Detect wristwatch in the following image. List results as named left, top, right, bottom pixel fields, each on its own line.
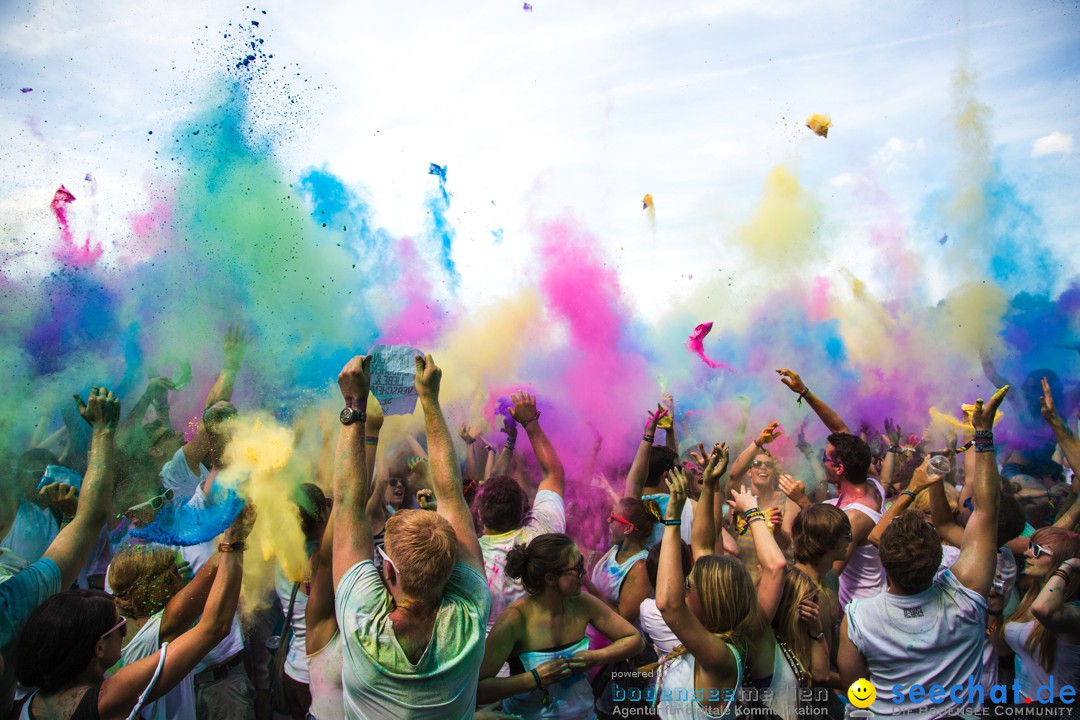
left=340, top=407, right=367, bottom=425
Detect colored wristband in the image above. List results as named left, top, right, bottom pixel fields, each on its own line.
left=901, top=490, right=917, bottom=502
left=664, top=519, right=682, bottom=526
left=643, top=434, right=655, bottom=444
left=521, top=412, right=541, bottom=428
left=796, top=389, right=810, bottom=406
left=530, top=667, right=542, bottom=690
left=365, top=436, right=379, bottom=445
left=974, top=444, right=996, bottom=454
left=974, top=430, right=993, bottom=439
left=808, top=630, right=825, bottom=641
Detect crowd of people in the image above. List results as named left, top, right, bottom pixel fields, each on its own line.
left=1, top=330, right=1079, bottom=720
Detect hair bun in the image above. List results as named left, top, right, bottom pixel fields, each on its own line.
left=504, top=543, right=530, bottom=580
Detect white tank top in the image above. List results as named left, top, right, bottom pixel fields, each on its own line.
left=1003, top=607, right=1080, bottom=702
left=306, top=631, right=344, bottom=720
left=826, top=479, right=886, bottom=609
left=655, top=643, right=742, bottom=719
left=589, top=545, right=648, bottom=605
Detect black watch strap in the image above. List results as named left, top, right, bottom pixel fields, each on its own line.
left=340, top=407, right=367, bottom=425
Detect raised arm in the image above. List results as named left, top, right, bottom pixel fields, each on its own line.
left=624, top=405, right=667, bottom=499
left=1041, top=377, right=1080, bottom=499
left=866, top=464, right=945, bottom=547
left=43, top=387, right=119, bottom=589
left=1030, top=558, right=1080, bottom=633
left=332, top=355, right=374, bottom=587
left=656, top=471, right=738, bottom=674
left=415, top=354, right=484, bottom=573
left=182, top=327, right=251, bottom=475
left=98, top=516, right=247, bottom=720
left=159, top=554, right=220, bottom=642
left=730, top=485, right=786, bottom=623
left=776, top=369, right=850, bottom=434
left=662, top=393, right=678, bottom=453
left=119, top=377, right=175, bottom=432
left=306, top=508, right=337, bottom=654
left=509, top=392, right=565, bottom=496
left=950, top=386, right=1009, bottom=597
left=491, top=417, right=517, bottom=477
left=689, top=444, right=728, bottom=560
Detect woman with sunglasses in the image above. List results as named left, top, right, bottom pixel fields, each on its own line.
left=584, top=498, right=659, bottom=625
left=992, top=527, right=1080, bottom=703
left=12, top=509, right=248, bottom=720
left=721, top=423, right=790, bottom=575
left=478, top=533, right=643, bottom=719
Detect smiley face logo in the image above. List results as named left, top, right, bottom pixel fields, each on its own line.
left=847, top=678, right=876, bottom=708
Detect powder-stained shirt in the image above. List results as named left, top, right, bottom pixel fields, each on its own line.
left=111, top=611, right=196, bottom=720
left=336, top=560, right=491, bottom=720
left=479, top=489, right=564, bottom=633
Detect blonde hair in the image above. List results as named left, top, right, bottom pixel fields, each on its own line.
left=385, top=509, right=458, bottom=605
left=108, top=544, right=185, bottom=619
left=912, top=483, right=958, bottom=516
left=1004, top=527, right=1080, bottom=672
left=773, top=567, right=817, bottom=684
left=660, top=555, right=758, bottom=667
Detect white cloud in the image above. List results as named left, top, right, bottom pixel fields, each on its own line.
left=874, top=137, right=925, bottom=171
left=1032, top=131, right=1074, bottom=157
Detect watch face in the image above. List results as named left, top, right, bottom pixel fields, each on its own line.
left=340, top=408, right=356, bottom=424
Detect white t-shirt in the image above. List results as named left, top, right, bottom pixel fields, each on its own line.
left=846, top=569, right=987, bottom=719
left=159, top=447, right=208, bottom=504
left=336, top=560, right=491, bottom=720
left=479, top=490, right=564, bottom=632
left=112, top=612, right=196, bottom=720
left=275, top=567, right=310, bottom=684
left=639, top=598, right=679, bottom=657
left=0, top=501, right=58, bottom=564
left=179, top=486, right=245, bottom=670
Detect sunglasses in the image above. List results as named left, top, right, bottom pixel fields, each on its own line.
left=821, top=450, right=838, bottom=466
left=560, top=557, right=586, bottom=578
left=120, top=487, right=176, bottom=519
left=99, top=616, right=127, bottom=642
left=388, top=477, right=406, bottom=488
left=1029, top=540, right=1054, bottom=559
left=751, top=460, right=777, bottom=469
left=685, top=575, right=696, bottom=593
left=608, top=512, right=637, bottom=533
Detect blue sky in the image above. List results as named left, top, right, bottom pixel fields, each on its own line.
left=2, top=0, right=1078, bottom=313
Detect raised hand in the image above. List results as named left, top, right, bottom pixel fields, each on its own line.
left=414, top=354, right=442, bottom=402
left=776, top=368, right=807, bottom=395
left=225, top=503, right=256, bottom=544
left=74, top=386, right=121, bottom=430
left=459, top=424, right=476, bottom=444
left=883, top=418, right=903, bottom=447
left=500, top=416, right=519, bottom=441
left=690, top=443, right=729, bottom=488
left=756, top=421, right=783, bottom=447
left=416, top=489, right=437, bottom=511
left=38, top=482, right=78, bottom=518
left=798, top=595, right=823, bottom=636
left=223, top=326, right=253, bottom=371
left=972, top=386, right=1010, bottom=431
left=645, top=404, right=669, bottom=432
left=905, top=458, right=942, bottom=495
left=509, top=391, right=540, bottom=426
left=778, top=474, right=807, bottom=506
left=664, top=468, right=689, bottom=521
left=337, top=356, right=371, bottom=403
left=1040, top=377, right=1061, bottom=425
